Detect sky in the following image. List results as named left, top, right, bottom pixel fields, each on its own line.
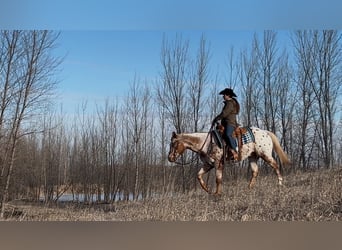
left=1, top=0, right=342, bottom=29
left=54, top=30, right=268, bottom=114
left=1, top=1, right=342, bottom=114
left=55, top=31, right=164, bottom=112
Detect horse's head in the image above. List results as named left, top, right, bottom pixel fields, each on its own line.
left=168, top=132, right=186, bottom=162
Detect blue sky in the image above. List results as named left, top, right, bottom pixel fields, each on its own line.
left=1, top=0, right=342, bottom=29
left=1, top=1, right=341, bottom=114
left=55, top=31, right=164, bottom=111
left=54, top=30, right=288, bottom=114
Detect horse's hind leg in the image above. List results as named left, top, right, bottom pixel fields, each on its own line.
left=262, top=155, right=283, bottom=185
left=249, top=156, right=259, bottom=188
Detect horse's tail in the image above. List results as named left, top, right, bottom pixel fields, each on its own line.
left=268, top=131, right=291, bottom=165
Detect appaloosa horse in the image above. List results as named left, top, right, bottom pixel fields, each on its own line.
left=168, top=127, right=290, bottom=195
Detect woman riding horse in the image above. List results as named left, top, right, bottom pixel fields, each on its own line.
left=168, top=128, right=290, bottom=195
left=212, top=88, right=240, bottom=161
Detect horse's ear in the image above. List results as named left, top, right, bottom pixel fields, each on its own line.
left=172, top=131, right=177, bottom=138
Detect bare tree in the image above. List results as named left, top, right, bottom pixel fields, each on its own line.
left=255, top=31, right=279, bottom=132
left=157, top=34, right=189, bottom=193
left=157, top=34, right=189, bottom=134
left=275, top=51, right=295, bottom=162
left=225, top=46, right=240, bottom=90
left=96, top=98, right=120, bottom=202
left=0, top=31, right=61, bottom=217
left=154, top=81, right=171, bottom=194
left=292, top=30, right=341, bottom=169
left=188, top=34, right=211, bottom=190
left=39, top=110, right=69, bottom=203
left=125, top=76, right=152, bottom=200
left=292, top=31, right=317, bottom=169
left=189, top=34, right=210, bottom=132
left=239, top=45, right=258, bottom=127
left=311, top=30, right=341, bottom=168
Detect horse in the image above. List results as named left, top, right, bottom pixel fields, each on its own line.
left=168, top=127, right=291, bottom=195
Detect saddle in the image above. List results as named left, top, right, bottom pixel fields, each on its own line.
left=212, top=124, right=255, bottom=161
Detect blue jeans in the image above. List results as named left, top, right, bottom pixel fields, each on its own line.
left=225, top=125, right=237, bottom=150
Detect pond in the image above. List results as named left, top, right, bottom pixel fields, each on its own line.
left=40, top=192, right=143, bottom=203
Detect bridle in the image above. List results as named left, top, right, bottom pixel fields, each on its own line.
left=170, top=124, right=215, bottom=166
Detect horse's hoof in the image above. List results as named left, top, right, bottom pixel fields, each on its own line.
left=211, top=193, right=222, bottom=202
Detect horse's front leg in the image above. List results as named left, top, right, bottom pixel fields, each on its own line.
left=197, top=164, right=213, bottom=193
left=214, top=161, right=224, bottom=195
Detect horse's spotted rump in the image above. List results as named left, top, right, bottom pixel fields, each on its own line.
left=251, top=127, right=273, bottom=157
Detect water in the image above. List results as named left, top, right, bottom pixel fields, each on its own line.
left=41, top=192, right=143, bottom=203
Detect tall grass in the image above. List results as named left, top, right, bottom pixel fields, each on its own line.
left=3, top=168, right=341, bottom=221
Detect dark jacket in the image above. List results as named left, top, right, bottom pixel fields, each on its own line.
left=214, top=99, right=238, bottom=127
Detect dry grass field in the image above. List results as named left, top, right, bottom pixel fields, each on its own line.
left=3, top=167, right=341, bottom=221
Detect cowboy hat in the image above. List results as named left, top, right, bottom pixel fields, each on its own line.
left=219, top=88, right=237, bottom=97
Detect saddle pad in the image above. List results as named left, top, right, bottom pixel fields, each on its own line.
left=241, top=127, right=255, bottom=145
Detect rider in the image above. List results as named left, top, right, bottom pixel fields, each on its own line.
left=212, top=88, right=240, bottom=160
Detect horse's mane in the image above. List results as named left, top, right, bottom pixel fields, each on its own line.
left=176, top=133, right=206, bottom=145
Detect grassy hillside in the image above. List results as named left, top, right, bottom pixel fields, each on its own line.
left=3, top=167, right=341, bottom=221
